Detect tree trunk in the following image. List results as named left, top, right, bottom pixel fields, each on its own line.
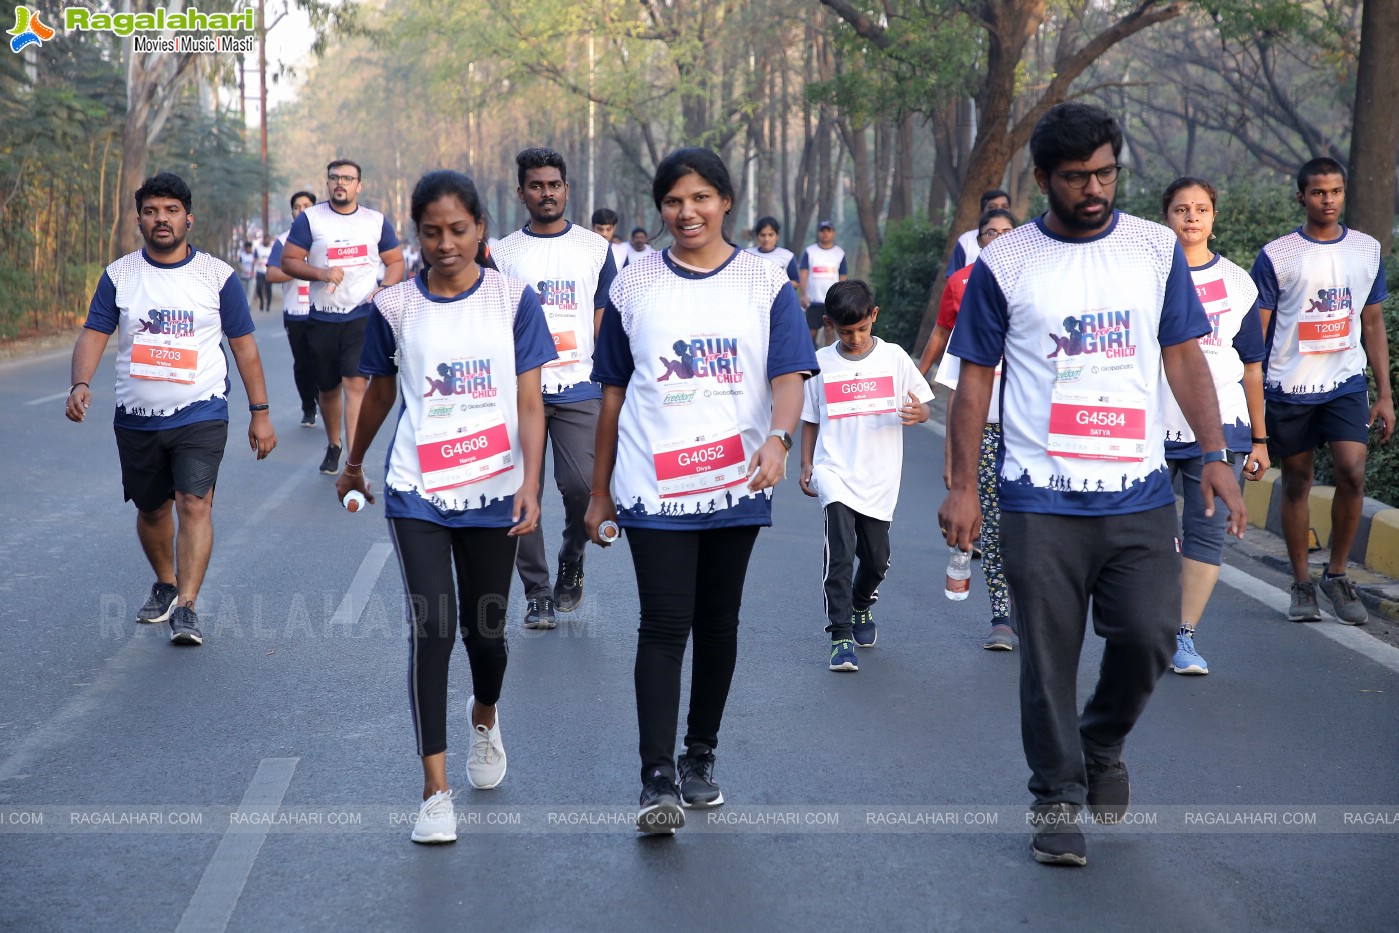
left=1348, top=0, right=1399, bottom=257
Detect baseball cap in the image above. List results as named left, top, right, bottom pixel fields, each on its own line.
left=817, top=219, right=834, bottom=230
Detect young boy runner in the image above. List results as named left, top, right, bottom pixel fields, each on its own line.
left=799, top=280, right=932, bottom=672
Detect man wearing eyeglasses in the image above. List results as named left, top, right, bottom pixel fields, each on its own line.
left=940, top=103, right=1245, bottom=868
left=278, top=159, right=405, bottom=474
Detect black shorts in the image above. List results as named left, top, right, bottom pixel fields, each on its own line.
left=306, top=316, right=369, bottom=391
left=805, top=302, right=826, bottom=331
left=1266, top=391, right=1370, bottom=459
left=115, top=420, right=228, bottom=513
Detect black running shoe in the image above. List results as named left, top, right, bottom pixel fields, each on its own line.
left=1086, top=760, right=1130, bottom=824
left=554, top=561, right=584, bottom=612
left=677, top=746, right=723, bottom=808
left=637, top=770, right=685, bottom=834
left=169, top=605, right=203, bottom=646
left=319, top=444, right=342, bottom=475
left=300, top=410, right=317, bottom=428
left=136, top=582, right=179, bottom=624
left=1029, top=802, right=1086, bottom=866
left=523, top=595, right=557, bottom=630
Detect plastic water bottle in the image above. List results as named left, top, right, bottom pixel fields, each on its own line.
left=944, top=546, right=971, bottom=601
left=342, top=490, right=367, bottom=513
left=599, top=520, right=621, bottom=544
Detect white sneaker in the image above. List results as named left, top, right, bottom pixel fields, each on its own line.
left=466, top=696, right=507, bottom=789
left=410, top=789, right=456, bottom=844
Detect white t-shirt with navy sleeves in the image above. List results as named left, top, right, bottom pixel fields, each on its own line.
left=84, top=247, right=254, bottom=430
left=948, top=211, right=1210, bottom=516
left=945, top=228, right=980, bottom=278
left=1162, top=254, right=1264, bottom=456
left=745, top=245, right=800, bottom=284
left=799, top=244, right=847, bottom=305
left=1251, top=225, right=1388, bottom=404
left=592, top=248, right=818, bottom=530
left=802, top=338, right=932, bottom=521
left=359, top=269, right=557, bottom=527
left=267, top=232, right=311, bottom=321
left=287, top=202, right=399, bottom=322
left=489, top=221, right=617, bottom=403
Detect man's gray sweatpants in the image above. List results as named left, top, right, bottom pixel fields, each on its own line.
left=1001, top=504, right=1180, bottom=807
left=516, top=397, right=599, bottom=599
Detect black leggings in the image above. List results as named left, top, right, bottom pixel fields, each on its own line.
left=626, top=525, right=760, bottom=781
left=388, top=518, right=516, bottom=758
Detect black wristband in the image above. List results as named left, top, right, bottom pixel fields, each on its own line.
left=69, top=382, right=88, bottom=393
left=249, top=403, right=269, bottom=412
left=1251, top=436, right=1269, bottom=445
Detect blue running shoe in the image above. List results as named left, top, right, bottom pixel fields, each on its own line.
left=829, top=640, right=858, bottom=672
left=1171, top=628, right=1208, bottom=675
left=851, top=608, right=877, bottom=647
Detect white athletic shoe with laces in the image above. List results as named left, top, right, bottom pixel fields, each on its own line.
left=466, top=697, right=507, bottom=789
left=410, top=789, right=456, bottom=844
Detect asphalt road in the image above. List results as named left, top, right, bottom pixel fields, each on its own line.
left=2, top=318, right=1397, bottom=932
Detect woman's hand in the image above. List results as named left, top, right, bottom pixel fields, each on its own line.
left=746, top=436, right=788, bottom=492
left=585, top=492, right=618, bottom=545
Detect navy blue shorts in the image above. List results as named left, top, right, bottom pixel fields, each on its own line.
left=1265, top=392, right=1369, bottom=459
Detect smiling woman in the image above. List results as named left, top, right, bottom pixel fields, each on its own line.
left=585, top=147, right=818, bottom=835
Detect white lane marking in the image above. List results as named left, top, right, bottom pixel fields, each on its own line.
left=329, top=542, right=394, bottom=629
left=24, top=390, right=72, bottom=406
left=0, top=468, right=306, bottom=789
left=176, top=758, right=299, bottom=933
left=1217, top=563, right=1399, bottom=675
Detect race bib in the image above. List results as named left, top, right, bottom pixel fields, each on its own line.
left=131, top=332, right=199, bottom=384
left=326, top=244, right=371, bottom=268
left=544, top=305, right=581, bottom=368
left=296, top=283, right=310, bottom=307
left=416, top=412, right=513, bottom=492
left=652, top=427, right=748, bottom=499
left=1047, top=390, right=1147, bottom=462
left=1298, top=308, right=1352, bottom=355
left=824, top=372, right=896, bottom=419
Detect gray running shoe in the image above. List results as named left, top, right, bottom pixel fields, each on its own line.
left=1029, top=803, right=1086, bottom=867
left=1318, top=574, right=1368, bottom=625
left=1287, top=581, right=1322, bottom=622
left=983, top=620, right=1017, bottom=651
left=169, top=605, right=203, bottom=646
left=136, top=582, right=179, bottom=624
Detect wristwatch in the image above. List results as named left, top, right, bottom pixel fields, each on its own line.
left=1201, top=449, right=1230, bottom=465
left=769, top=429, right=793, bottom=452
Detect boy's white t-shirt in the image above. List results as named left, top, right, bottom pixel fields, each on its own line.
left=802, top=337, right=933, bottom=521
left=933, top=349, right=1002, bottom=425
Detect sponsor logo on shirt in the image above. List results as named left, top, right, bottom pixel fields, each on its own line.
left=426, top=403, right=456, bottom=419
left=662, top=389, right=698, bottom=407
left=656, top=337, right=743, bottom=384
left=136, top=309, right=196, bottom=337
left=422, top=359, right=497, bottom=399
left=1046, top=309, right=1135, bottom=360
left=535, top=279, right=579, bottom=311
left=1055, top=364, right=1086, bottom=383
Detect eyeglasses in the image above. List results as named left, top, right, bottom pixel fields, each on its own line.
left=1054, top=165, right=1121, bottom=189
left=327, top=174, right=360, bottom=185
left=979, top=227, right=1010, bottom=242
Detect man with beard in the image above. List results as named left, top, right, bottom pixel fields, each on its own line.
left=66, top=172, right=278, bottom=647
left=491, top=147, right=617, bottom=628
left=278, top=159, right=405, bottom=474
left=939, top=103, right=1245, bottom=867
